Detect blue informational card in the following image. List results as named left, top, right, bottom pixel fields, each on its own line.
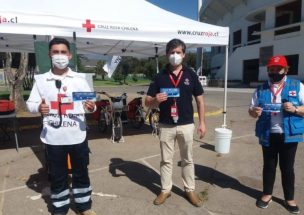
left=261, top=103, right=282, bottom=113
left=72, top=92, right=96, bottom=101
left=160, top=88, right=180, bottom=97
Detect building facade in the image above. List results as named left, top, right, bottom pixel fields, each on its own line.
left=201, top=0, right=304, bottom=85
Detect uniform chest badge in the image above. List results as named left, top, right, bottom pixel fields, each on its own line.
left=289, top=90, right=297, bottom=96
left=184, top=78, right=190, bottom=85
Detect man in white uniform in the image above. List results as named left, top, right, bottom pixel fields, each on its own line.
left=27, top=38, right=96, bottom=215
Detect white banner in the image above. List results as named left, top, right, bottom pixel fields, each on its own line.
left=103, top=56, right=121, bottom=78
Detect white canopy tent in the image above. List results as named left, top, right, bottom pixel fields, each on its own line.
left=0, top=0, right=230, bottom=127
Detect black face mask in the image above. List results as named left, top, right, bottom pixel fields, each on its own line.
left=268, top=73, right=285, bottom=83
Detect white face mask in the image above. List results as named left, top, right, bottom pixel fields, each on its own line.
left=51, top=54, right=69, bottom=69
left=169, top=53, right=183, bottom=67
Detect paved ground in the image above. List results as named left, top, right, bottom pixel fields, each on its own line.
left=0, top=86, right=303, bottom=215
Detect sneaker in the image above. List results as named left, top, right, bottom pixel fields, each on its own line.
left=79, top=209, right=97, bottom=215
left=256, top=197, right=272, bottom=209
left=285, top=201, right=300, bottom=214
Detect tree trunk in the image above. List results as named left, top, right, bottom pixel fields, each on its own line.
left=4, top=52, right=28, bottom=112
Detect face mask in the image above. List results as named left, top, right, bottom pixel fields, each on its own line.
left=268, top=73, right=285, bottom=83
left=52, top=54, right=69, bottom=69
left=169, top=53, right=183, bottom=67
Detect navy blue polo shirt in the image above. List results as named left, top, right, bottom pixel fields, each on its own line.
left=147, top=64, right=204, bottom=125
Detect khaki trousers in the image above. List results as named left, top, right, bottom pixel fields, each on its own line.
left=159, top=123, right=195, bottom=192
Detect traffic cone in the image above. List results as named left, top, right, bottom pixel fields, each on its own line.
left=67, top=154, right=72, bottom=171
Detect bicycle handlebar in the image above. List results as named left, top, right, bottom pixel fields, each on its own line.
left=136, top=91, right=146, bottom=95
left=96, top=91, right=127, bottom=101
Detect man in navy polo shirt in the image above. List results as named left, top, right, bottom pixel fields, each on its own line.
left=145, top=38, right=206, bottom=207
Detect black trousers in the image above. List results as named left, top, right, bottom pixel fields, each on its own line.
left=262, top=133, right=298, bottom=200
left=46, top=140, right=92, bottom=214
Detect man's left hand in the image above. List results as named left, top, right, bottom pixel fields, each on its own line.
left=197, top=122, right=206, bottom=139
left=283, top=102, right=296, bottom=113
left=84, top=100, right=96, bottom=112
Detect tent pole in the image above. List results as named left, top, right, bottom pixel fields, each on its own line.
left=222, top=45, right=229, bottom=128
left=155, top=46, right=159, bottom=73
left=73, top=32, right=78, bottom=72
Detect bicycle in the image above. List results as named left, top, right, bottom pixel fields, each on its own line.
left=136, top=91, right=160, bottom=136
left=93, top=98, right=111, bottom=133
left=127, top=91, right=146, bottom=129
left=96, top=91, right=127, bottom=143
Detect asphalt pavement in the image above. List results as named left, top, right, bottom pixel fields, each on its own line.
left=0, top=86, right=303, bottom=215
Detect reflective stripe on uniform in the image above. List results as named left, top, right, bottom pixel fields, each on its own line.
left=51, top=189, right=70, bottom=199
left=74, top=195, right=91, bottom=203
left=72, top=186, right=92, bottom=194
left=53, top=199, right=70, bottom=208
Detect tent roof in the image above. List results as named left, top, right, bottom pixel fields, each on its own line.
left=0, top=0, right=229, bottom=57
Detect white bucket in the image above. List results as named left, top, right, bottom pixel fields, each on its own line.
left=214, top=128, right=232, bottom=154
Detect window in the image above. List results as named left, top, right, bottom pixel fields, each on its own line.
left=247, top=23, right=261, bottom=45
left=285, top=54, right=299, bottom=75
left=233, top=29, right=242, bottom=51
left=275, top=0, right=301, bottom=35
left=259, top=46, right=273, bottom=66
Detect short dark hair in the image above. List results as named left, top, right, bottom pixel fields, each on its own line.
left=49, top=37, right=70, bottom=51
left=166, top=38, right=186, bottom=54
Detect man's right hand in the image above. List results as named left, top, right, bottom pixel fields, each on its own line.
left=39, top=98, right=50, bottom=116
left=248, top=106, right=262, bottom=118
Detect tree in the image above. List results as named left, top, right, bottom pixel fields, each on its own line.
left=4, top=52, right=28, bottom=112
left=95, top=60, right=106, bottom=80
left=121, top=62, right=130, bottom=84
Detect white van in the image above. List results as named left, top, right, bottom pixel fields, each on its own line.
left=198, top=75, right=208, bottom=86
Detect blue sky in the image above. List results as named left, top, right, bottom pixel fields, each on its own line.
left=147, top=0, right=198, bottom=20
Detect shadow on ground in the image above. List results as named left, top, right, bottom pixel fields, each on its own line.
left=194, top=164, right=285, bottom=206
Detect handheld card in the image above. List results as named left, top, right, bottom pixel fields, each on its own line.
left=72, top=92, right=96, bottom=101
left=261, top=103, right=282, bottom=113
left=160, top=88, right=180, bottom=97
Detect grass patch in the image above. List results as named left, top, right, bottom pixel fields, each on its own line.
left=0, top=91, right=30, bottom=100
left=199, top=188, right=209, bottom=202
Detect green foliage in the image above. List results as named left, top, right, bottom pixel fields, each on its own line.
left=132, top=74, right=138, bottom=82
left=76, top=54, right=87, bottom=72
left=86, top=51, right=198, bottom=82
left=95, top=60, right=106, bottom=80
left=184, top=52, right=197, bottom=70
left=112, top=69, right=124, bottom=84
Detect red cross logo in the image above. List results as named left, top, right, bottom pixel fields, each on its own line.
left=82, top=19, right=95, bottom=32
left=50, top=94, right=74, bottom=114
left=289, top=91, right=296, bottom=96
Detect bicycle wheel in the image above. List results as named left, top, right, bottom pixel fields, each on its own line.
left=98, top=110, right=108, bottom=132
left=132, top=108, right=144, bottom=129
left=149, top=109, right=160, bottom=129
left=113, top=113, right=123, bottom=142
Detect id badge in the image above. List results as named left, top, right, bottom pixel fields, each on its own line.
left=171, top=105, right=178, bottom=117
left=61, top=96, right=73, bottom=104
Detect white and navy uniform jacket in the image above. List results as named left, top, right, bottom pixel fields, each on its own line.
left=26, top=68, right=92, bottom=145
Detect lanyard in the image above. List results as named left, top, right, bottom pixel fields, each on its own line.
left=169, top=70, right=183, bottom=88
left=270, top=81, right=285, bottom=103
left=168, top=70, right=183, bottom=105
